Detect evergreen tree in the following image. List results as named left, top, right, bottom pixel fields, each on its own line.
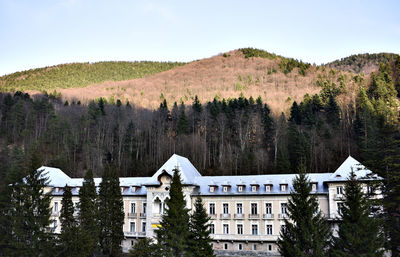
left=177, top=105, right=189, bottom=135
left=59, top=185, right=85, bottom=257
left=325, top=95, right=340, bottom=127
left=98, top=164, right=124, bottom=257
left=189, top=197, right=215, bottom=257
left=287, top=122, right=310, bottom=172
left=277, top=166, right=331, bottom=257
left=78, top=169, right=99, bottom=256
left=129, top=238, right=157, bottom=257
left=156, top=169, right=192, bottom=257
left=331, top=172, right=384, bottom=257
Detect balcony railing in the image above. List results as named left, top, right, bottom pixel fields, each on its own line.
left=234, top=213, right=244, bottom=219
left=248, top=214, right=260, bottom=219
left=211, top=233, right=278, bottom=241
left=124, top=231, right=146, bottom=237
left=220, top=213, right=231, bottom=219
left=127, top=213, right=137, bottom=218
left=278, top=213, right=288, bottom=219
left=139, top=213, right=146, bottom=218
left=263, top=213, right=274, bottom=219
left=51, top=211, right=59, bottom=217
left=209, top=214, right=217, bottom=219
left=333, top=194, right=344, bottom=200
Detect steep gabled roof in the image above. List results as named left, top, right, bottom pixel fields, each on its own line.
left=39, top=166, right=72, bottom=187
left=329, top=156, right=377, bottom=181
left=144, top=154, right=202, bottom=185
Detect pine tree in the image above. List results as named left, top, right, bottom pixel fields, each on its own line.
left=98, top=164, right=124, bottom=257
left=277, top=166, right=331, bottom=257
left=325, top=95, right=340, bottom=127
left=331, top=172, right=384, bottom=257
left=189, top=197, right=215, bottom=257
left=59, top=185, right=85, bottom=257
left=129, top=238, right=157, bottom=257
left=177, top=105, right=189, bottom=135
left=156, top=169, right=192, bottom=257
left=78, top=169, right=99, bottom=256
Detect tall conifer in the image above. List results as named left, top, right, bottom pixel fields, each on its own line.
left=156, top=169, right=192, bottom=257
left=277, top=166, right=331, bottom=257
left=331, top=172, right=384, bottom=257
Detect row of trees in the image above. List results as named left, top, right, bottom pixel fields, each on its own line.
left=0, top=151, right=125, bottom=257
left=278, top=168, right=384, bottom=257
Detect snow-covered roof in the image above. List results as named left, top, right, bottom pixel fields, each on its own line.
left=39, top=166, right=72, bottom=187
left=144, top=154, right=202, bottom=186
left=328, top=156, right=378, bottom=181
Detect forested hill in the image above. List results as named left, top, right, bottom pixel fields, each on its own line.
left=0, top=61, right=185, bottom=92
left=325, top=53, right=400, bottom=74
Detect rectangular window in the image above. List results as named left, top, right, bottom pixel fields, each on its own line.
left=131, top=240, right=134, bottom=246
left=252, top=224, right=258, bottom=235
left=223, top=186, right=228, bottom=192
left=266, top=224, right=273, bottom=235
left=281, top=203, right=288, bottom=214
left=130, top=203, right=136, bottom=213
left=130, top=222, right=135, bottom=232
left=53, top=219, right=57, bottom=228
left=265, top=185, right=271, bottom=192
left=281, top=184, right=287, bottom=192
left=268, top=244, right=272, bottom=251
left=238, top=243, right=243, bottom=250
left=224, top=243, right=228, bottom=250
left=251, top=203, right=258, bottom=215
left=252, top=185, right=257, bottom=192
left=253, top=244, right=257, bottom=250
left=209, top=186, right=214, bottom=192
left=223, top=203, right=229, bottom=214
left=143, top=203, right=147, bottom=214
left=337, top=186, right=343, bottom=195
left=337, top=202, right=344, bottom=215
left=142, top=222, right=146, bottom=232
left=367, top=186, right=374, bottom=195
left=236, top=203, right=243, bottom=214
left=238, top=186, right=243, bottom=192
left=237, top=224, right=243, bottom=234
left=223, top=224, right=229, bottom=234
left=54, top=202, right=58, bottom=213
left=265, top=203, right=272, bottom=214
left=209, top=203, right=215, bottom=215
left=210, top=224, right=215, bottom=234
left=312, top=183, right=317, bottom=191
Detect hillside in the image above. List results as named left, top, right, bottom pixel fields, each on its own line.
left=0, top=61, right=185, bottom=92
left=325, top=52, right=399, bottom=74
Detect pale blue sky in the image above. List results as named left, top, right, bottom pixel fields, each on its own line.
left=0, top=0, right=399, bottom=75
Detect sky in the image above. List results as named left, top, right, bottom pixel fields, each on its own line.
left=0, top=0, right=399, bottom=76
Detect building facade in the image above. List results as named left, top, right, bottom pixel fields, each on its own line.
left=43, top=154, right=380, bottom=254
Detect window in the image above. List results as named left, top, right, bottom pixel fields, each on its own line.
left=253, top=244, right=257, bottom=250
left=312, top=183, right=317, bottom=191
left=280, top=184, right=287, bottom=192
left=130, top=203, right=136, bottom=213
left=209, top=186, right=215, bottom=193
left=281, top=224, right=287, bottom=233
left=54, top=202, right=58, bottom=213
left=266, top=224, right=273, bottom=235
left=223, top=186, right=227, bottom=192
left=142, top=222, right=146, bottom=232
left=210, top=224, right=215, bottom=234
left=252, top=224, right=258, bottom=235
left=224, top=243, right=228, bottom=250
left=281, top=203, right=288, bottom=214
left=223, top=224, right=229, bottom=234
left=268, top=244, right=273, bottom=251
left=132, top=186, right=137, bottom=192
left=367, top=186, right=374, bottom=195
left=265, top=185, right=271, bottom=192
left=237, top=224, right=243, bottom=234
left=236, top=203, right=243, bottom=214
left=238, top=185, right=243, bottom=192
left=251, top=185, right=257, bottom=192
left=209, top=203, right=215, bottom=215
left=337, top=186, right=343, bottom=195
left=337, top=202, right=344, bottom=215
left=238, top=243, right=243, bottom=250
left=53, top=219, right=57, bottom=228
left=131, top=240, right=134, bottom=246
left=223, top=203, right=229, bottom=214
left=143, top=203, right=147, bottom=214
left=265, top=203, right=272, bottom=214
left=251, top=203, right=258, bottom=215
left=130, top=222, right=135, bottom=232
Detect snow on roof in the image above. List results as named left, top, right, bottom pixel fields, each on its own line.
left=39, top=166, right=72, bottom=187
left=329, top=156, right=376, bottom=181
left=144, top=154, right=202, bottom=185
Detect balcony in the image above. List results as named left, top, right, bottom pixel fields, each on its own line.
left=127, top=213, right=137, bottom=219
left=234, top=213, right=244, bottom=219
left=139, top=213, right=146, bottom=218
left=248, top=214, right=260, bottom=219
left=211, top=233, right=278, bottom=242
left=333, top=194, right=344, bottom=200
left=263, top=213, right=274, bottom=219
left=209, top=214, right=217, bottom=219
left=220, top=213, right=231, bottom=220
left=278, top=213, right=288, bottom=219
left=51, top=211, right=59, bottom=217
left=124, top=231, right=146, bottom=237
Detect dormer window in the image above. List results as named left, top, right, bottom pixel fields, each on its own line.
left=237, top=185, right=245, bottom=192
left=209, top=186, right=216, bottom=193
left=265, top=185, right=272, bottom=192
left=311, top=183, right=317, bottom=192
left=55, top=187, right=60, bottom=193
left=280, top=184, right=287, bottom=192
left=251, top=185, right=258, bottom=192
left=132, top=186, right=137, bottom=192
left=223, top=186, right=229, bottom=192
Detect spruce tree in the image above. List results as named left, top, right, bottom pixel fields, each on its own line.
left=78, top=169, right=99, bottom=256
left=129, top=238, right=157, bottom=257
left=189, top=197, right=215, bottom=257
left=59, top=185, right=86, bottom=257
left=156, top=169, right=192, bottom=257
left=98, top=164, right=124, bottom=257
left=331, top=172, right=384, bottom=257
left=277, top=167, right=331, bottom=257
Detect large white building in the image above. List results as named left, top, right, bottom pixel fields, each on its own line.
left=43, top=154, right=380, bottom=255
